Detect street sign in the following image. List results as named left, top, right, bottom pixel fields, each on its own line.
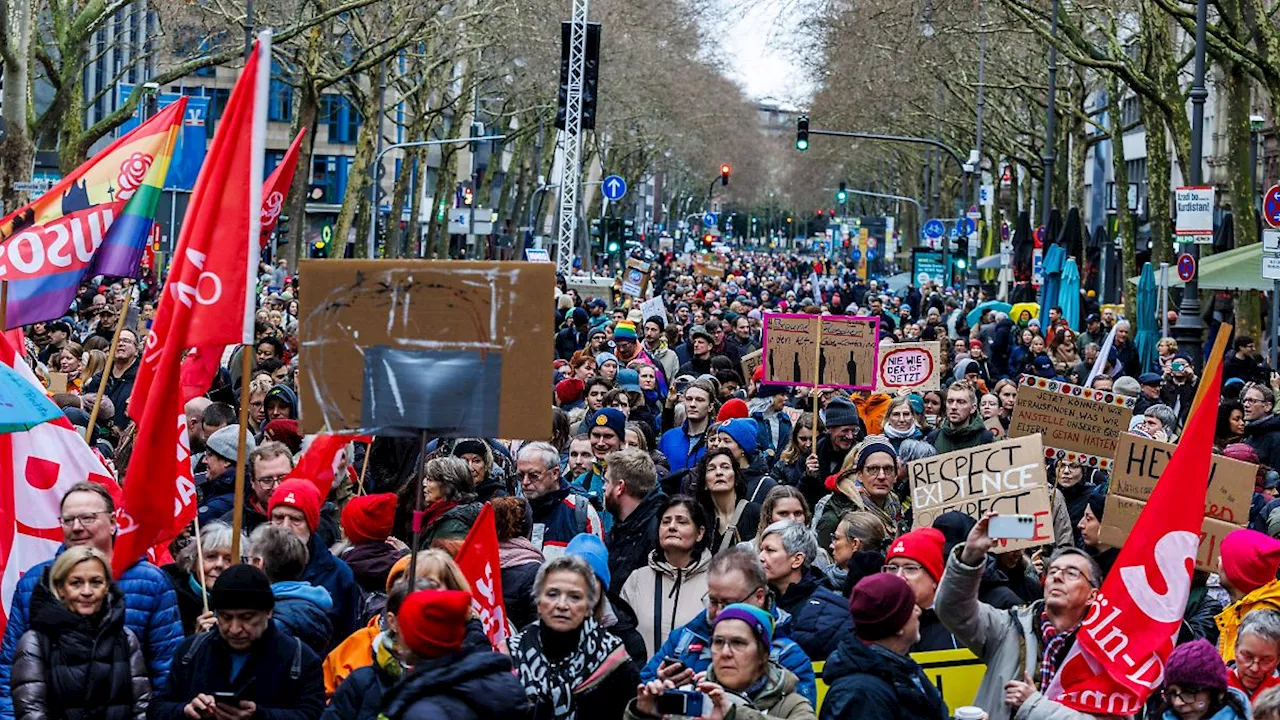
left=1034, top=226, right=1045, bottom=245
left=960, top=218, right=976, bottom=236
left=703, top=212, right=718, bottom=227
left=923, top=219, right=945, bottom=239
left=1264, top=230, right=1280, bottom=280
left=525, top=248, right=551, bottom=262
left=949, top=225, right=960, bottom=240
left=1174, top=186, right=1214, bottom=241
left=850, top=248, right=862, bottom=261
left=1265, top=256, right=1280, bottom=280
left=967, top=206, right=980, bottom=221
left=1266, top=186, right=1280, bottom=229
left=1000, top=222, right=1010, bottom=241
left=980, top=186, right=993, bottom=206
left=1265, top=229, right=1280, bottom=253
left=1176, top=253, right=1196, bottom=282
left=602, top=175, right=627, bottom=201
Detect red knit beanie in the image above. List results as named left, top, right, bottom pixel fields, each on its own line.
left=262, top=419, right=302, bottom=454
left=556, top=378, right=585, bottom=405
left=886, top=528, right=947, bottom=583
left=1220, top=529, right=1280, bottom=595
left=268, top=478, right=322, bottom=532
left=341, top=493, right=397, bottom=545
left=398, top=589, right=472, bottom=658
left=718, top=398, right=749, bottom=422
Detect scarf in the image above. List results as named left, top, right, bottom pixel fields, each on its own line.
left=511, top=617, right=627, bottom=720
left=372, top=631, right=405, bottom=680
left=882, top=422, right=920, bottom=440
left=500, top=537, right=545, bottom=569
left=417, top=499, right=460, bottom=533
left=856, top=484, right=907, bottom=537
left=1038, top=611, right=1079, bottom=691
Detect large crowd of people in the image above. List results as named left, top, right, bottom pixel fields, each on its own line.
left=8, top=250, right=1280, bottom=719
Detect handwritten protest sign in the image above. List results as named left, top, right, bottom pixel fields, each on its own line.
left=639, top=296, right=667, bottom=323
left=760, top=313, right=879, bottom=390
left=621, top=258, right=650, bottom=297
left=908, top=435, right=1053, bottom=552
left=1099, top=433, right=1257, bottom=570
left=741, top=349, right=763, bottom=384
left=875, top=342, right=942, bottom=392
left=1007, top=376, right=1134, bottom=469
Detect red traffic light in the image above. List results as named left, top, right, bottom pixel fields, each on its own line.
left=828, top=209, right=836, bottom=218
left=720, top=164, right=730, bottom=175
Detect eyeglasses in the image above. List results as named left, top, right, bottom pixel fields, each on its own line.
left=1165, top=688, right=1206, bottom=704
left=1045, top=566, right=1089, bottom=583
left=882, top=563, right=925, bottom=578
left=703, top=586, right=762, bottom=610
left=255, top=474, right=288, bottom=486
left=1236, top=650, right=1277, bottom=669
left=515, top=468, right=549, bottom=481
left=711, top=636, right=754, bottom=654
left=60, top=511, right=110, bottom=529
left=861, top=465, right=896, bottom=477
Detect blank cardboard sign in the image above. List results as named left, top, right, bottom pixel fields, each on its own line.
left=297, top=260, right=555, bottom=440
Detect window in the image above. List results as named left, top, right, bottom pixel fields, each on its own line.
left=268, top=61, right=292, bottom=123
left=265, top=151, right=285, bottom=178
left=311, top=155, right=339, bottom=204
left=321, top=95, right=361, bottom=144
left=1121, top=96, right=1143, bottom=132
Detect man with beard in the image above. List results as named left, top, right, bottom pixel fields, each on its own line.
left=642, top=315, right=680, bottom=383
left=926, top=381, right=994, bottom=453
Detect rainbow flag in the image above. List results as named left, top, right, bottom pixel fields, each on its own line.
left=0, top=99, right=185, bottom=329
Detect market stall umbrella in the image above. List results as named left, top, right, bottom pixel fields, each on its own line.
left=1091, top=225, right=1112, bottom=302
left=1011, top=211, right=1036, bottom=303
left=1136, top=261, right=1159, bottom=374
left=1057, top=258, right=1081, bottom=331
left=1058, top=207, right=1085, bottom=263
left=967, top=300, right=1012, bottom=327
left=1040, top=243, right=1067, bottom=326
left=0, top=363, right=63, bottom=432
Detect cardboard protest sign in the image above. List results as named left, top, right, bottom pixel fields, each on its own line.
left=760, top=312, right=879, bottom=390
left=621, top=258, right=650, bottom=297
left=1007, top=376, right=1135, bottom=468
left=1099, top=433, right=1257, bottom=570
left=908, top=434, right=1053, bottom=552
left=693, top=253, right=726, bottom=279
left=638, top=296, right=667, bottom=323
left=874, top=342, right=942, bottom=392
left=47, top=372, right=68, bottom=394
left=297, top=260, right=555, bottom=440
left=741, top=349, right=763, bottom=384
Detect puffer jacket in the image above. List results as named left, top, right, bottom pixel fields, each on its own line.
left=376, top=647, right=530, bottom=720
left=272, top=581, right=334, bottom=654
left=773, top=568, right=852, bottom=662
left=0, top=556, right=183, bottom=720
left=626, top=663, right=814, bottom=719
left=11, top=580, right=150, bottom=720
left=619, top=549, right=712, bottom=657
left=301, top=533, right=361, bottom=645
left=819, top=635, right=947, bottom=720
left=1217, top=578, right=1280, bottom=662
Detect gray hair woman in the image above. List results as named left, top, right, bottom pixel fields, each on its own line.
left=1229, top=609, right=1280, bottom=704
left=508, top=555, right=639, bottom=719
left=416, top=456, right=483, bottom=545
left=164, top=520, right=245, bottom=635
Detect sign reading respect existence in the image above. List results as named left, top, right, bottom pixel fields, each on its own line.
left=908, top=435, right=1053, bottom=552
left=874, top=342, right=942, bottom=392
left=760, top=312, right=880, bottom=390
left=1007, top=376, right=1135, bottom=468
left=1100, top=433, right=1257, bottom=570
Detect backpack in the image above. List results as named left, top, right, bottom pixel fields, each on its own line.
left=356, top=589, right=388, bottom=627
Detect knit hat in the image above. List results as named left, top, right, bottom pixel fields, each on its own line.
left=555, top=378, right=585, bottom=405
left=613, top=321, right=639, bottom=343
left=262, top=419, right=302, bottom=454
left=397, top=589, right=472, bottom=659
left=451, top=439, right=489, bottom=462
left=718, top=418, right=759, bottom=456
left=210, top=563, right=275, bottom=611
left=886, top=528, right=946, bottom=583
left=714, top=603, right=775, bottom=647
left=717, top=398, right=750, bottom=422
left=588, top=408, right=625, bottom=440
left=1222, top=443, right=1260, bottom=465
left=269, top=478, right=323, bottom=532
left=853, top=436, right=898, bottom=473
left=1163, top=638, right=1228, bottom=692
left=906, top=393, right=925, bottom=415
left=595, top=352, right=619, bottom=368
left=645, top=315, right=665, bottom=331
left=570, top=307, right=589, bottom=325
left=1086, top=488, right=1107, bottom=522
left=756, top=382, right=788, bottom=399
left=824, top=398, right=861, bottom=428
left=341, top=493, right=397, bottom=545
left=1219, top=529, right=1280, bottom=595
left=565, top=533, right=610, bottom=589
left=849, top=573, right=917, bottom=641
left=206, top=425, right=254, bottom=462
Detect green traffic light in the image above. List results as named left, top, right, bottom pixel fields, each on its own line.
left=836, top=191, right=847, bottom=203
left=607, top=241, right=619, bottom=252
left=956, top=258, right=968, bottom=270
left=796, top=139, right=809, bottom=151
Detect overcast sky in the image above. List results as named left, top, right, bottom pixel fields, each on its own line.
left=716, top=0, right=815, bottom=105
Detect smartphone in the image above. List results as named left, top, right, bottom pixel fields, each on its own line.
left=659, top=655, right=685, bottom=674
left=213, top=692, right=241, bottom=706
left=988, top=514, right=1036, bottom=540
left=654, top=689, right=710, bottom=717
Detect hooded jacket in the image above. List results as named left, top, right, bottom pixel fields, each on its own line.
left=11, top=580, right=150, bottom=720
left=619, top=549, right=712, bottom=657
left=264, top=383, right=299, bottom=420
left=1216, top=578, right=1280, bottom=662
left=372, top=644, right=529, bottom=720
left=773, top=568, right=852, bottom=662
left=851, top=394, right=892, bottom=436
left=272, top=581, right=334, bottom=655
left=925, top=413, right=995, bottom=453
left=819, top=635, right=948, bottom=720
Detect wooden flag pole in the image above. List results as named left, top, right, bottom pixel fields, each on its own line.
left=85, top=293, right=132, bottom=443
left=229, top=346, right=253, bottom=562
left=811, top=316, right=824, bottom=434
left=191, top=507, right=210, bottom=613
left=358, top=439, right=372, bottom=495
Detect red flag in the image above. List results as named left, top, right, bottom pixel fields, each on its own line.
left=114, top=36, right=271, bottom=576
left=286, top=433, right=355, bottom=499
left=260, top=129, right=305, bottom=249
left=455, top=503, right=509, bottom=650
left=1047, top=359, right=1223, bottom=714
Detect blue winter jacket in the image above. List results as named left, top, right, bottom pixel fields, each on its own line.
left=301, top=533, right=361, bottom=644
left=774, top=568, right=854, bottom=663
left=639, top=606, right=817, bottom=706
left=0, top=555, right=184, bottom=719
left=272, top=580, right=334, bottom=654
left=657, top=423, right=709, bottom=475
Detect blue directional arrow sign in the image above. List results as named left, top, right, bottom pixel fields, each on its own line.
left=703, top=212, right=718, bottom=227
left=960, top=218, right=976, bottom=235
left=602, top=175, right=627, bottom=201
left=850, top=248, right=862, bottom=261
left=923, top=219, right=945, bottom=239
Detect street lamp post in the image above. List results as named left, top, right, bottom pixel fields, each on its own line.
left=1172, top=0, right=1209, bottom=363
left=1041, top=0, right=1058, bottom=230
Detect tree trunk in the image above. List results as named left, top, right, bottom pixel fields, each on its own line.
left=0, top=0, right=35, bottom=208
left=1112, top=74, right=1138, bottom=319
left=426, top=147, right=458, bottom=258
left=1225, top=59, right=1263, bottom=336
left=283, top=29, right=324, bottom=271
left=405, top=145, right=427, bottom=257
left=384, top=122, right=423, bottom=259
left=1144, top=101, right=1174, bottom=266
left=332, top=94, right=378, bottom=259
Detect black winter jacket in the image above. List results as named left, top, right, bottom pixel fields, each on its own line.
left=819, top=635, right=949, bottom=720
left=318, top=661, right=395, bottom=720
left=606, top=489, right=665, bottom=596
left=149, top=624, right=324, bottom=720
left=773, top=568, right=853, bottom=663
left=160, top=565, right=206, bottom=637
left=1246, top=414, right=1280, bottom=472
left=378, top=649, right=530, bottom=720
left=12, top=581, right=149, bottom=720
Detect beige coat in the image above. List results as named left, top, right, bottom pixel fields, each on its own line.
left=620, top=548, right=712, bottom=657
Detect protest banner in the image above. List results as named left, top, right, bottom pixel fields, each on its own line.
left=298, top=260, right=555, bottom=440
left=760, top=313, right=879, bottom=390
left=621, top=258, right=650, bottom=297
left=638, top=295, right=667, bottom=322
left=454, top=504, right=509, bottom=650
left=741, top=349, right=763, bottom=384
left=1099, top=432, right=1257, bottom=570
left=693, top=253, right=726, bottom=278
left=874, top=342, right=942, bottom=392
left=47, top=372, right=68, bottom=394
left=908, top=434, right=1053, bottom=552
left=1007, top=376, right=1134, bottom=469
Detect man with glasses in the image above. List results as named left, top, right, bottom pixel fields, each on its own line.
left=936, top=511, right=1102, bottom=719
left=220, top=441, right=294, bottom=536
left=0, top=482, right=184, bottom=718
left=516, top=442, right=601, bottom=560
left=883, top=527, right=959, bottom=652
left=1243, top=383, right=1280, bottom=470
left=637, top=546, right=817, bottom=706
left=197, top=425, right=256, bottom=527
left=815, top=437, right=906, bottom=548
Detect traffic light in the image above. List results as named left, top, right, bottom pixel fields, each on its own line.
left=796, top=116, right=809, bottom=151
left=720, top=164, right=730, bottom=186
left=702, top=233, right=713, bottom=249
left=955, top=257, right=968, bottom=270
left=956, top=235, right=969, bottom=258
left=828, top=209, right=836, bottom=218
left=836, top=181, right=847, bottom=204
left=310, top=239, right=327, bottom=258
left=462, top=185, right=474, bottom=206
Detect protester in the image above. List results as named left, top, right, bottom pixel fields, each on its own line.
left=492, top=496, right=545, bottom=629
left=451, top=438, right=510, bottom=502
left=337, top=492, right=404, bottom=624
left=563, top=533, right=648, bottom=663
left=1217, top=529, right=1280, bottom=662
left=759, top=520, right=850, bottom=661
left=320, top=580, right=414, bottom=720
left=1228, top=609, right=1280, bottom=704
left=194, top=426, right=253, bottom=526
left=826, top=510, right=887, bottom=594
left=10, top=546, right=151, bottom=720
left=926, top=381, right=994, bottom=451
left=1150, top=638, right=1250, bottom=720
left=602, top=447, right=665, bottom=595
left=516, top=441, right=603, bottom=557
left=690, top=448, right=763, bottom=553
left=806, top=398, right=864, bottom=508
left=883, top=527, right=959, bottom=652
left=770, top=414, right=821, bottom=490
left=1243, top=384, right=1280, bottom=470
left=716, top=417, right=776, bottom=502
left=658, top=377, right=717, bottom=474
left=815, top=436, right=906, bottom=547
left=1078, top=489, right=1119, bottom=580
left=162, top=521, right=240, bottom=635
left=150, top=564, right=325, bottom=720
left=247, top=524, right=333, bottom=654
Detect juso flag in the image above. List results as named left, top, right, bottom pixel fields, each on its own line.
left=260, top=129, right=306, bottom=248
left=455, top=503, right=509, bottom=650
